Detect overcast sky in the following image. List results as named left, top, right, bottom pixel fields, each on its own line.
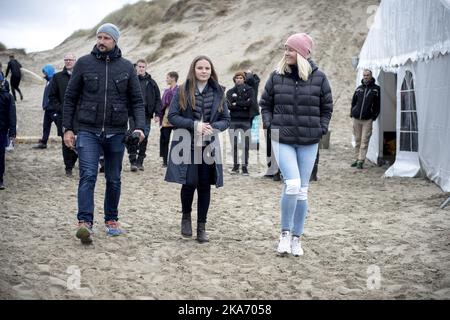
left=0, top=0, right=145, bottom=53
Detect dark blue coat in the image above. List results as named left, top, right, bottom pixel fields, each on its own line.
left=0, top=84, right=16, bottom=137
left=164, top=79, right=230, bottom=188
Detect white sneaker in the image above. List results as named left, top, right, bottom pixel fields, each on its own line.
left=291, top=236, right=304, bottom=256
left=277, top=231, right=291, bottom=255
left=5, top=141, right=14, bottom=152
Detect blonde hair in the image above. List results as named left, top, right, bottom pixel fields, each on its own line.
left=276, top=53, right=312, bottom=81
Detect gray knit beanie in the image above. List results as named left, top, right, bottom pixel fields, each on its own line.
left=96, top=23, right=120, bottom=43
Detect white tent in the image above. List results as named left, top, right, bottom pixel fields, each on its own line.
left=357, top=0, right=450, bottom=192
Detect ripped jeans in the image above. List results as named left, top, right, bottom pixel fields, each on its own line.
left=272, top=140, right=319, bottom=237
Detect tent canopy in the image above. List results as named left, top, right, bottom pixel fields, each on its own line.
left=358, top=0, right=450, bottom=71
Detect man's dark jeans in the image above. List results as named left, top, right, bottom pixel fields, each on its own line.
left=76, top=131, right=125, bottom=224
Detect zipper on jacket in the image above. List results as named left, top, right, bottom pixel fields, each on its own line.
left=359, top=87, right=368, bottom=120
left=102, top=55, right=110, bottom=133
left=295, top=81, right=299, bottom=111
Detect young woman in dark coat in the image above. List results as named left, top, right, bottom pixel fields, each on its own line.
left=165, top=55, right=230, bottom=243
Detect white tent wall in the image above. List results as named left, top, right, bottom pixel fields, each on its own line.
left=414, top=54, right=450, bottom=192
left=358, top=0, right=450, bottom=71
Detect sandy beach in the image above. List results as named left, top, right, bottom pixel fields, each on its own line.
left=1, top=0, right=449, bottom=300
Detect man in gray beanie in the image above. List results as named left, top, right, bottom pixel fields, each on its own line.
left=63, top=22, right=146, bottom=244
left=96, top=23, right=120, bottom=44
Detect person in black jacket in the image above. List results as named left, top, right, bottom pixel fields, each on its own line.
left=350, top=69, right=380, bottom=169
left=127, top=59, right=161, bottom=172
left=226, top=71, right=254, bottom=175
left=165, top=55, right=230, bottom=243
left=63, top=23, right=145, bottom=244
left=260, top=33, right=333, bottom=257
left=0, top=74, right=16, bottom=190
left=45, top=53, right=79, bottom=176
left=5, top=55, right=23, bottom=102
left=33, top=64, right=56, bottom=149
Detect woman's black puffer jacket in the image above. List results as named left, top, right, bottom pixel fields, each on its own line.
left=259, top=60, right=333, bottom=145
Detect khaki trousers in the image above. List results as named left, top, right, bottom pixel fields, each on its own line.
left=353, top=118, right=373, bottom=161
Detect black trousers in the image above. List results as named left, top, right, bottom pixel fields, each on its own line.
left=41, top=110, right=60, bottom=144
left=10, top=76, right=22, bottom=101
left=264, top=128, right=279, bottom=174
left=310, top=149, right=319, bottom=181
left=229, top=121, right=251, bottom=167
left=180, top=162, right=213, bottom=223
left=0, top=134, right=6, bottom=184
left=160, top=127, right=173, bottom=165
left=127, top=117, right=150, bottom=165
left=127, top=136, right=148, bottom=164
left=61, top=138, right=78, bottom=170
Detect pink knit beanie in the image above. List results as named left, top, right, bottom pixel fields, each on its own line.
left=285, top=33, right=314, bottom=58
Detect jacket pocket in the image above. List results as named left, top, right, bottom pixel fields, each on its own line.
left=111, top=103, right=128, bottom=126
left=83, top=73, right=99, bottom=93
left=78, top=102, right=98, bottom=125
left=113, top=73, right=129, bottom=94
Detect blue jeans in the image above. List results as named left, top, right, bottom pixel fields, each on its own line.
left=272, top=140, right=319, bottom=236
left=76, top=131, right=125, bottom=224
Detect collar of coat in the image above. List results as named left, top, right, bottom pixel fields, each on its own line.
left=361, top=77, right=376, bottom=86
left=91, top=45, right=122, bottom=61
left=183, top=78, right=225, bottom=115
left=138, top=72, right=152, bottom=81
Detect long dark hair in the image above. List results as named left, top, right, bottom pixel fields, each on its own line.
left=178, top=55, right=224, bottom=111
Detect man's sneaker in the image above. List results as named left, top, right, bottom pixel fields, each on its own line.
left=291, top=236, right=304, bottom=257
left=65, top=168, right=73, bottom=177
left=130, top=164, right=138, bottom=172
left=277, top=231, right=291, bottom=255
left=5, top=140, right=14, bottom=151
left=76, top=221, right=93, bottom=244
left=230, top=165, right=239, bottom=175
left=33, top=140, right=47, bottom=149
left=351, top=160, right=358, bottom=167
left=105, top=220, right=123, bottom=236
left=241, top=166, right=249, bottom=176
left=0, top=183, right=5, bottom=190
left=356, top=161, right=364, bottom=169
left=136, top=163, right=144, bottom=171
left=273, top=171, right=281, bottom=182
